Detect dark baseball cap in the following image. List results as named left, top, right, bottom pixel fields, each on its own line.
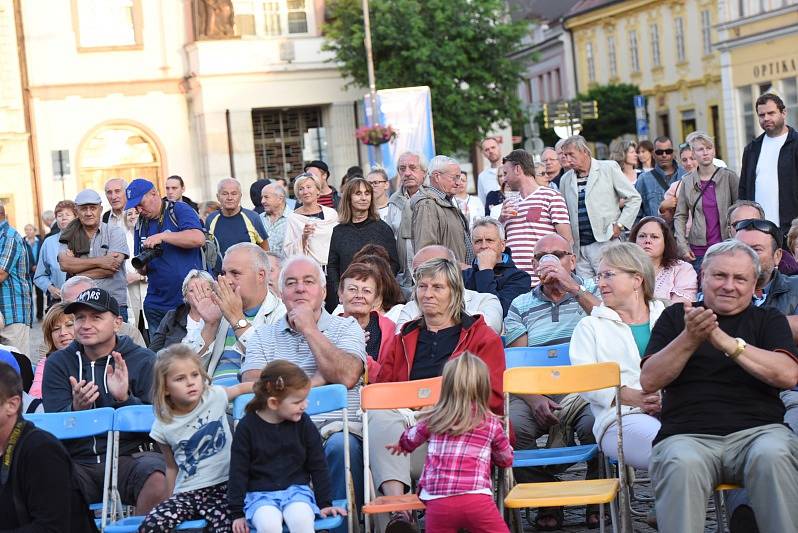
left=303, top=160, right=329, bottom=177
left=64, top=288, right=121, bottom=317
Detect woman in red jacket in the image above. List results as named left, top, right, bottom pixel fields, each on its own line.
left=371, top=258, right=505, bottom=532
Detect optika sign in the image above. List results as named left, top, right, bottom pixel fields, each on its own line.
left=753, top=58, right=797, bottom=79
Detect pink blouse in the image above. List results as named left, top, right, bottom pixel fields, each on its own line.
left=655, top=260, right=698, bottom=303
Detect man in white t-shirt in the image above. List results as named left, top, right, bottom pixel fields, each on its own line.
left=740, top=92, right=797, bottom=239
left=497, top=149, right=572, bottom=285
left=476, top=136, right=503, bottom=204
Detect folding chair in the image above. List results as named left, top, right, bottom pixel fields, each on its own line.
left=360, top=376, right=443, bottom=533
left=501, top=345, right=597, bottom=512
left=25, top=407, right=116, bottom=531
left=103, top=405, right=207, bottom=532
left=232, top=383, right=353, bottom=533
left=503, top=363, right=631, bottom=533
left=504, top=343, right=571, bottom=368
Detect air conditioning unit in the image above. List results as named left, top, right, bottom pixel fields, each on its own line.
left=279, top=40, right=295, bottom=63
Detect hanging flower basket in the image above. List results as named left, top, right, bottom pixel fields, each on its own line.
left=356, top=124, right=397, bottom=146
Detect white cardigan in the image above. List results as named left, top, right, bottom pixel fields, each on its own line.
left=569, top=300, right=665, bottom=441
left=282, top=206, right=339, bottom=265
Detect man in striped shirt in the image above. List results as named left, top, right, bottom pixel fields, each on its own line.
left=504, top=233, right=603, bottom=528
left=498, top=149, right=572, bottom=285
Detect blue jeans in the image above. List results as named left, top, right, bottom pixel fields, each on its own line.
left=143, top=306, right=167, bottom=336
left=324, top=431, right=364, bottom=533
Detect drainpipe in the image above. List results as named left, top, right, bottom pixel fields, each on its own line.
left=13, top=0, right=42, bottom=226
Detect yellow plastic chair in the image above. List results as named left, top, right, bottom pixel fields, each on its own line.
left=360, top=377, right=442, bottom=532
left=503, top=363, right=630, bottom=533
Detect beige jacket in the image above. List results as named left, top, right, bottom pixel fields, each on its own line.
left=560, top=159, right=641, bottom=255
left=409, top=187, right=470, bottom=263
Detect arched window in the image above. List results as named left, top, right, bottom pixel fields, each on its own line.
left=78, top=124, right=163, bottom=194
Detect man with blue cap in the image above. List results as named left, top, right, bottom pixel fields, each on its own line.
left=125, top=179, right=205, bottom=333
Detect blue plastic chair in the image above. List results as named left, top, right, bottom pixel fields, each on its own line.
left=505, top=343, right=572, bottom=368
left=232, top=384, right=353, bottom=532
left=502, top=344, right=598, bottom=481
left=104, top=405, right=207, bottom=532
left=25, top=408, right=116, bottom=530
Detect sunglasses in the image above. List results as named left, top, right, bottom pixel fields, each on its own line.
left=654, top=149, right=674, bottom=155
left=533, top=250, right=573, bottom=261
left=734, top=218, right=782, bottom=247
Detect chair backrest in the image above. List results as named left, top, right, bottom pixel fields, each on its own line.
left=503, top=362, right=620, bottom=395
left=505, top=344, right=571, bottom=368
left=113, top=405, right=155, bottom=433
left=25, top=407, right=115, bottom=440
left=232, top=383, right=349, bottom=420
left=360, top=377, right=442, bottom=410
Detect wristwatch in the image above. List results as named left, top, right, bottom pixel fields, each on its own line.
left=574, top=284, right=587, bottom=298
left=725, top=337, right=746, bottom=360
left=232, top=318, right=249, bottom=331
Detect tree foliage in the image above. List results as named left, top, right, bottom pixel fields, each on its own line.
left=323, top=0, right=529, bottom=154
left=576, top=83, right=639, bottom=145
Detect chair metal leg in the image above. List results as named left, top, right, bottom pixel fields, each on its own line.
left=600, top=502, right=606, bottom=533
left=511, top=508, right=524, bottom=533
left=713, top=491, right=727, bottom=533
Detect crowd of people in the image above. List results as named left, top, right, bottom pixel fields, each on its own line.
left=0, top=92, right=797, bottom=533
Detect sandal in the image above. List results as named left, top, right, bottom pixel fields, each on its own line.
left=533, top=507, right=564, bottom=531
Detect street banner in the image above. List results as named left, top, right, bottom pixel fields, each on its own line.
left=364, top=86, right=435, bottom=177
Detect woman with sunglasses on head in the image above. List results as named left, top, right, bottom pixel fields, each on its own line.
left=674, top=132, right=739, bottom=271
left=570, top=242, right=663, bottom=471
left=629, top=216, right=697, bottom=303
left=659, top=145, right=697, bottom=224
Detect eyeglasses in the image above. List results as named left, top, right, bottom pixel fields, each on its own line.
left=678, top=142, right=689, bottom=150
left=344, top=285, right=376, bottom=297
left=594, top=270, right=620, bottom=283
left=733, top=218, right=782, bottom=248
left=654, top=149, right=674, bottom=155
left=533, top=250, right=573, bottom=261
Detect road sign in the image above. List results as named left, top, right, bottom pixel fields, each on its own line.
left=633, top=95, right=649, bottom=140
left=51, top=150, right=70, bottom=181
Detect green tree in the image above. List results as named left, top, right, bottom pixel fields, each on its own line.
left=324, top=0, right=529, bottom=154
left=576, top=83, right=639, bottom=145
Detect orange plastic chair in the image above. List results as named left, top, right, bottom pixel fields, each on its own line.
left=360, top=377, right=443, bottom=532
left=502, top=363, right=629, bottom=533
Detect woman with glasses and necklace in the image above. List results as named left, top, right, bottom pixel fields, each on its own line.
left=629, top=216, right=697, bottom=303
left=570, top=242, right=663, bottom=470
left=674, top=132, right=739, bottom=271
left=326, top=178, right=399, bottom=310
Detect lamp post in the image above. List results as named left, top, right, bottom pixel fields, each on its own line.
left=362, top=0, right=379, bottom=125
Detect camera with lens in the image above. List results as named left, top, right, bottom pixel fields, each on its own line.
left=131, top=245, right=163, bottom=270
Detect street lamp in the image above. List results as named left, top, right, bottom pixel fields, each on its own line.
left=362, top=0, right=379, bottom=124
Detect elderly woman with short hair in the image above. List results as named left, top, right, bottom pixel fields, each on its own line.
left=609, top=139, right=639, bottom=183
left=570, top=242, right=664, bottom=470
left=149, top=269, right=218, bottom=352
left=370, top=257, right=505, bottom=530
left=674, top=131, right=739, bottom=270
left=337, top=262, right=396, bottom=383
left=33, top=200, right=77, bottom=307
left=283, top=173, right=339, bottom=266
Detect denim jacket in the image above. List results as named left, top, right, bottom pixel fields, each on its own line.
left=635, top=165, right=685, bottom=220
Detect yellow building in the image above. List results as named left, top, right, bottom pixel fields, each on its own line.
left=564, top=0, right=725, bottom=157
left=716, top=0, right=798, bottom=170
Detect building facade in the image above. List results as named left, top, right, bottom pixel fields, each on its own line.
left=509, top=0, right=580, bottom=152
left=5, top=0, right=361, bottom=229
left=716, top=0, right=798, bottom=170
left=564, top=0, right=725, bottom=156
